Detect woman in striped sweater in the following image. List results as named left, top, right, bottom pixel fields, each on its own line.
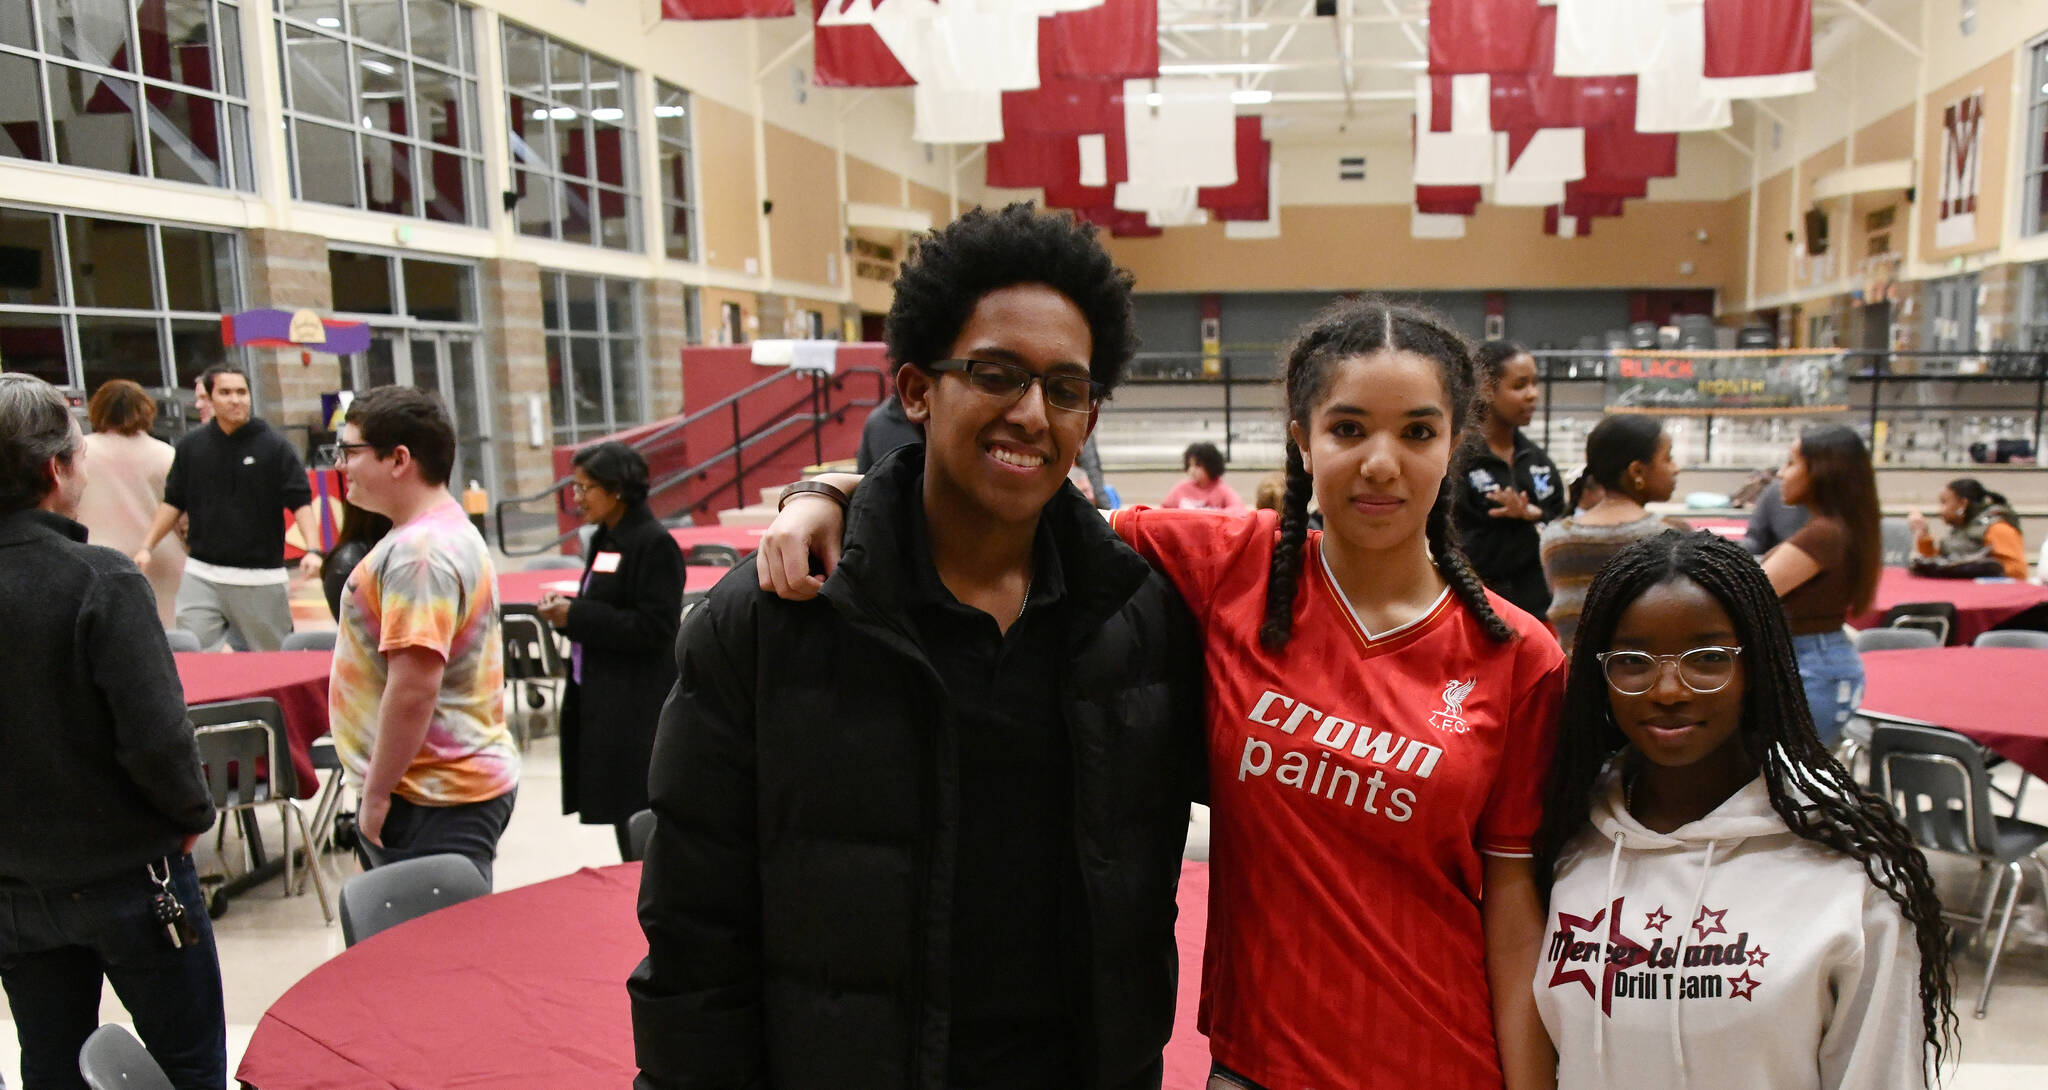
left=1538, top=413, right=1691, bottom=653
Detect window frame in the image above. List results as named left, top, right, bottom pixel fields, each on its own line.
left=2025, top=35, right=2048, bottom=238
left=0, top=0, right=255, bottom=191
left=0, top=202, right=245, bottom=393
left=274, top=0, right=485, bottom=225
left=653, top=79, right=697, bottom=262
left=542, top=270, right=645, bottom=441
left=502, top=21, right=640, bottom=251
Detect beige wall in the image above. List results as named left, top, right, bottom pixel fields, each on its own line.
left=695, top=97, right=761, bottom=276
left=1751, top=170, right=1793, bottom=301
left=1096, top=203, right=1736, bottom=295
left=764, top=124, right=843, bottom=290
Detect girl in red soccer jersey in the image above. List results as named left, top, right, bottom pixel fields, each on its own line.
left=760, top=300, right=1564, bottom=1090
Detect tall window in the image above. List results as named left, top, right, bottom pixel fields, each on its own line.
left=503, top=23, right=637, bottom=250
left=654, top=80, right=695, bottom=261
left=0, top=203, right=239, bottom=393
left=543, top=271, right=643, bottom=440
left=2026, top=37, right=2048, bottom=237
left=0, top=0, right=254, bottom=190
left=274, top=0, right=483, bottom=225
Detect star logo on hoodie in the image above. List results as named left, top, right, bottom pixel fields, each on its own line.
left=1692, top=904, right=1728, bottom=941
left=1747, top=945, right=1770, bottom=967
left=1643, top=906, right=1670, bottom=932
left=1727, top=970, right=1762, bottom=1001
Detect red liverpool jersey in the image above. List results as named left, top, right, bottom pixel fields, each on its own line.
left=1112, top=507, right=1564, bottom=1090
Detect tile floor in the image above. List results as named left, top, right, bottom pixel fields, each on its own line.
left=5, top=715, right=2048, bottom=1087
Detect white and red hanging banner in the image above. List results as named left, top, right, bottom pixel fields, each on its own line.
left=662, top=0, right=793, bottom=19
left=1935, top=89, right=1984, bottom=250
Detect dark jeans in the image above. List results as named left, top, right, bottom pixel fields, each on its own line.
left=0, top=854, right=226, bottom=1090
left=356, top=789, right=517, bottom=889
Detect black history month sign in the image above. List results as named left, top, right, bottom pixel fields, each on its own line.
left=1603, top=349, right=1849, bottom=415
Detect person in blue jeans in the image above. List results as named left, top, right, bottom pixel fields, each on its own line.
left=0, top=373, right=224, bottom=1089
left=1762, top=425, right=1884, bottom=746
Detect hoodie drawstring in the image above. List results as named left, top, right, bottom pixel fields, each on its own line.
left=1596, top=831, right=1625, bottom=1079
left=1670, top=838, right=1719, bottom=1090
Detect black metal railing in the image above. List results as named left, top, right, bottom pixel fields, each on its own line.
left=493, top=364, right=890, bottom=557
left=1106, top=348, right=2048, bottom=467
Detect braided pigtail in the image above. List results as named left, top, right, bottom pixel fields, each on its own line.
left=1425, top=476, right=1515, bottom=643
left=1259, top=438, right=1317, bottom=649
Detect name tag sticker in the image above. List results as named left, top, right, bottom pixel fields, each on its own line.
left=592, top=552, right=623, bottom=573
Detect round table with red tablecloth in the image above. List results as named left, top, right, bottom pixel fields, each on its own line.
left=236, top=861, right=1216, bottom=1089
left=1856, top=646, right=2048, bottom=782
left=1848, top=568, right=2048, bottom=645
left=496, top=565, right=729, bottom=607
left=175, top=650, right=330, bottom=799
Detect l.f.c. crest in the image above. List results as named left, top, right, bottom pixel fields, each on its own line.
left=1429, top=678, right=1476, bottom=734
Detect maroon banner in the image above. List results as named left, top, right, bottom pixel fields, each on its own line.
left=1561, top=185, right=1627, bottom=219
left=1544, top=206, right=1594, bottom=236
left=1071, top=206, right=1161, bottom=238
left=661, top=0, right=793, bottom=17
left=1573, top=173, right=1650, bottom=198
left=811, top=0, right=913, bottom=87
left=1042, top=0, right=1159, bottom=80
left=1002, top=78, right=1121, bottom=136
left=986, top=133, right=1079, bottom=189
left=1703, top=0, right=1811, bottom=82
left=1585, top=126, right=1678, bottom=179
left=1427, top=0, right=1545, bottom=75
left=1416, top=185, right=1482, bottom=216
left=1197, top=117, right=1269, bottom=220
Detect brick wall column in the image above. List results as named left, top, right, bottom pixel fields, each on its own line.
left=646, top=280, right=690, bottom=420
left=479, top=258, right=555, bottom=500
left=241, top=228, right=337, bottom=434
left=1978, top=263, right=2016, bottom=348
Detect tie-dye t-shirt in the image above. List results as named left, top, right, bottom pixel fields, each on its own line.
left=330, top=499, right=519, bottom=805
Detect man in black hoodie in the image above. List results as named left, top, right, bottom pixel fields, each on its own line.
left=133, top=364, right=323, bottom=652
left=630, top=204, right=1205, bottom=1090
left=0, top=373, right=223, bottom=1088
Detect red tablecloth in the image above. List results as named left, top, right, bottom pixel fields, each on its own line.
left=238, top=861, right=1215, bottom=1089
left=1688, top=516, right=1747, bottom=539
left=497, top=565, right=727, bottom=606
left=1848, top=568, right=2048, bottom=644
left=670, top=524, right=766, bottom=553
left=1858, top=647, right=2048, bottom=782
left=176, top=651, right=329, bottom=799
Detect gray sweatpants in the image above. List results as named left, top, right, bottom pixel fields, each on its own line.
left=175, top=573, right=293, bottom=652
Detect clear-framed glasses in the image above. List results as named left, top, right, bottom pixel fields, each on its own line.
left=334, top=440, right=377, bottom=459
left=566, top=480, right=602, bottom=496
left=1596, top=646, right=1744, bottom=695
left=928, top=358, right=1105, bottom=414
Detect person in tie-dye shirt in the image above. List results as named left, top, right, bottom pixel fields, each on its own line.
left=330, top=387, right=520, bottom=886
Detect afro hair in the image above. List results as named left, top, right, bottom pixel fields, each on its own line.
left=884, top=202, right=1139, bottom=392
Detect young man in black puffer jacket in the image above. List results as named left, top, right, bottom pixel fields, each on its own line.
left=630, top=204, right=1205, bottom=1090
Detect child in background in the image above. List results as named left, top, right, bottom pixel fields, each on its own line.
left=1162, top=441, right=1248, bottom=514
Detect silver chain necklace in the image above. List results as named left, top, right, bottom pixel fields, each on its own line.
left=1015, top=580, right=1031, bottom=623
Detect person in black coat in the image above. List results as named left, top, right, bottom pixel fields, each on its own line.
left=1454, top=339, right=1567, bottom=619
left=536, top=441, right=684, bottom=858
left=629, top=204, right=1205, bottom=1090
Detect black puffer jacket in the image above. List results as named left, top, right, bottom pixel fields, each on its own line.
left=629, top=452, right=1205, bottom=1090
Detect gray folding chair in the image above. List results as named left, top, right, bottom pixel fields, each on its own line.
left=164, top=629, right=201, bottom=653
left=1852, top=626, right=1939, bottom=652
left=500, top=605, right=566, bottom=744
left=280, top=629, right=336, bottom=652
left=625, top=808, right=657, bottom=863
left=189, top=698, right=333, bottom=924
left=303, top=736, right=349, bottom=870
left=339, top=853, right=491, bottom=947
left=686, top=543, right=744, bottom=568
left=524, top=555, right=584, bottom=571
left=78, top=1024, right=172, bottom=1090
left=1973, top=630, right=2048, bottom=650
left=1870, top=723, right=2048, bottom=1017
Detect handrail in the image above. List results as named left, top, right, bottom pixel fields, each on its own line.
left=494, top=364, right=890, bottom=556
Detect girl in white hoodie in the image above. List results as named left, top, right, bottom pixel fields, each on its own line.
left=1531, top=530, right=1955, bottom=1090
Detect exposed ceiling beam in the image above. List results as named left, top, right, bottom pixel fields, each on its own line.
left=1820, top=0, right=1920, bottom=58
left=1247, top=0, right=1318, bottom=91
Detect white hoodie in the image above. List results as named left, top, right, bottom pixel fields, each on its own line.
left=1533, top=761, right=1926, bottom=1090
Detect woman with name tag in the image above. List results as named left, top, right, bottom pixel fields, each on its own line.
left=537, top=441, right=685, bottom=859
left=1534, top=530, right=1953, bottom=1090
left=760, top=300, right=1566, bottom=1090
